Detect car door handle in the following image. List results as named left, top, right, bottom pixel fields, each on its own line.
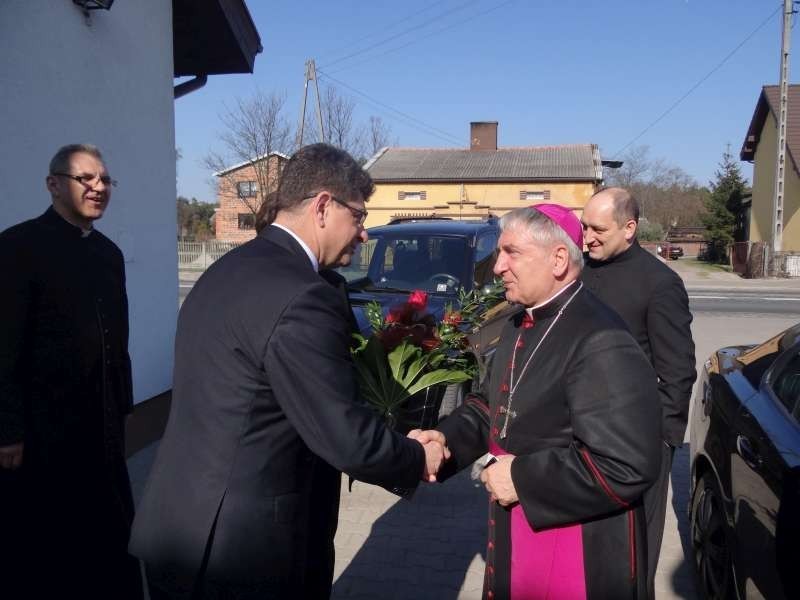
left=736, top=435, right=762, bottom=469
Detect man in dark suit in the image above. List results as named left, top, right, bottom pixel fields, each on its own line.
left=0, top=144, right=142, bottom=598
left=130, top=144, right=446, bottom=599
left=580, top=187, right=696, bottom=598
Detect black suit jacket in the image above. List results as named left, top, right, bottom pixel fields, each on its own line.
left=581, top=241, right=696, bottom=446
left=130, top=225, right=423, bottom=597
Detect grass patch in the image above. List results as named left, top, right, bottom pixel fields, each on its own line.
left=684, top=258, right=733, bottom=274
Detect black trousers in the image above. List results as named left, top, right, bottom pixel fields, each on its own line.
left=643, top=442, right=674, bottom=600
left=0, top=457, right=143, bottom=600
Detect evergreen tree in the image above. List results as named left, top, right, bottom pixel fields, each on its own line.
left=701, top=146, right=747, bottom=262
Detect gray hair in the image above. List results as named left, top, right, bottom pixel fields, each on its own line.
left=500, top=207, right=584, bottom=270
left=49, top=143, right=104, bottom=175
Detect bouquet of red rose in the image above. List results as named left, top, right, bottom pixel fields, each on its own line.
left=351, top=290, right=478, bottom=432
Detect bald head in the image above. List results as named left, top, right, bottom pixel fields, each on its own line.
left=581, top=187, right=639, bottom=262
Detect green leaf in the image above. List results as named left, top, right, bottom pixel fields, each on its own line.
left=406, top=369, right=471, bottom=396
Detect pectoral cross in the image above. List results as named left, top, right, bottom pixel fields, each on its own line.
left=499, top=404, right=516, bottom=439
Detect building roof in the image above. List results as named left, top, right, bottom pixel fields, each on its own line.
left=740, top=85, right=800, bottom=175
left=364, top=144, right=603, bottom=183
left=173, top=0, right=262, bottom=77
left=214, top=151, right=290, bottom=177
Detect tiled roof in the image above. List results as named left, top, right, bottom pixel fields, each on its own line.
left=214, top=151, right=290, bottom=177
left=364, top=145, right=602, bottom=182
left=740, top=85, right=800, bottom=175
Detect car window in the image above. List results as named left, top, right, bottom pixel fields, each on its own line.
left=367, top=235, right=469, bottom=294
left=474, top=231, right=498, bottom=287
left=771, top=350, right=800, bottom=417
left=337, top=239, right=377, bottom=282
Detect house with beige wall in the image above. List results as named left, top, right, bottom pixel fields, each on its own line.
left=741, top=85, right=800, bottom=254
left=362, top=122, right=605, bottom=227
left=214, top=152, right=288, bottom=242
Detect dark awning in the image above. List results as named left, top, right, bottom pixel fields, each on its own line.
left=173, top=0, right=262, bottom=77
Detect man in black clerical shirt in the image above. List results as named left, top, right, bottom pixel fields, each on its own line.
left=581, top=187, right=696, bottom=599
left=0, top=144, right=142, bottom=598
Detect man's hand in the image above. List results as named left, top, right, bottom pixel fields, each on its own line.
left=480, top=454, right=518, bottom=506
left=0, top=442, right=23, bottom=470
left=408, top=429, right=450, bottom=482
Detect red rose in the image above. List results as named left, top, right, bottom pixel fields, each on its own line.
left=379, top=325, right=412, bottom=352
left=443, top=311, right=462, bottom=326
left=387, top=303, right=413, bottom=324
left=420, top=335, right=442, bottom=352
left=407, top=290, right=428, bottom=312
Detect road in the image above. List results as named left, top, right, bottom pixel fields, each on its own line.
left=689, top=291, right=800, bottom=315
left=181, top=280, right=800, bottom=317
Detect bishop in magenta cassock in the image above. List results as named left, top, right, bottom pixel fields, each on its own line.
left=428, top=204, right=662, bottom=600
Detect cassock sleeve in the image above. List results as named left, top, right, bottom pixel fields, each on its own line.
left=435, top=392, right=492, bottom=479
left=0, top=231, right=29, bottom=445
left=647, top=273, right=696, bottom=446
left=511, top=329, right=662, bottom=530
left=264, top=280, right=424, bottom=493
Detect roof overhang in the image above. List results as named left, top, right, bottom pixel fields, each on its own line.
left=740, top=88, right=770, bottom=161
left=173, top=0, right=262, bottom=77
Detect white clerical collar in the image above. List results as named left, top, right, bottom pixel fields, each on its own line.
left=525, top=279, right=579, bottom=316
left=271, top=223, right=319, bottom=272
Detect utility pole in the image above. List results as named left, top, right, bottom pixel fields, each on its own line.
left=296, top=60, right=325, bottom=147
left=772, top=0, right=796, bottom=254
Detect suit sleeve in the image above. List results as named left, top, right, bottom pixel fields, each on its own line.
left=648, top=273, right=696, bottom=446
left=264, top=281, right=424, bottom=491
left=0, top=232, right=29, bottom=445
left=511, top=329, right=662, bottom=530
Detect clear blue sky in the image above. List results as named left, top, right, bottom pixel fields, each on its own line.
left=176, top=0, right=791, bottom=202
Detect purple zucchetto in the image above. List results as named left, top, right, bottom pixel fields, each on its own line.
left=530, top=203, right=583, bottom=250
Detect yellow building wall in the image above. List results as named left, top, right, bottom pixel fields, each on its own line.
left=364, top=181, right=597, bottom=228
left=750, top=114, right=800, bottom=251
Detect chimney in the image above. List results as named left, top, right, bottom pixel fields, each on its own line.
left=470, top=121, right=498, bottom=151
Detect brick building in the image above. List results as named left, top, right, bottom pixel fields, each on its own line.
left=214, top=152, right=288, bottom=242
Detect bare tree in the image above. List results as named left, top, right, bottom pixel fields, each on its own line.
left=366, top=115, right=392, bottom=157
left=605, top=145, right=707, bottom=229
left=204, top=90, right=293, bottom=216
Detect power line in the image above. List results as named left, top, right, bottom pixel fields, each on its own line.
left=612, top=4, right=782, bottom=158
left=321, top=0, right=480, bottom=70
left=322, top=1, right=449, bottom=61
left=316, top=70, right=464, bottom=145
left=327, top=0, right=518, bottom=75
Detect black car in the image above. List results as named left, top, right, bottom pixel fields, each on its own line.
left=337, top=217, right=506, bottom=414
left=669, top=245, right=684, bottom=260
left=689, top=323, right=800, bottom=600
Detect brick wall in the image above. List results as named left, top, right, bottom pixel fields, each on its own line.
left=214, top=155, right=285, bottom=242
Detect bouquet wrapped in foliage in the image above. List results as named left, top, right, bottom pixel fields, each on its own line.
left=351, top=286, right=501, bottom=433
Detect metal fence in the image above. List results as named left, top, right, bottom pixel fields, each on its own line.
left=178, top=240, right=243, bottom=271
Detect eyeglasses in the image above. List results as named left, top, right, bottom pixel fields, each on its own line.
left=52, top=172, right=118, bottom=188
left=330, top=195, right=368, bottom=226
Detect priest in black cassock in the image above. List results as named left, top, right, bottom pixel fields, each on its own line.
left=0, top=144, right=142, bottom=598
left=424, top=204, right=662, bottom=599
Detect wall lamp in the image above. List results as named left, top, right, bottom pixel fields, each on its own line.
left=73, top=0, right=114, bottom=25
left=73, top=0, right=114, bottom=10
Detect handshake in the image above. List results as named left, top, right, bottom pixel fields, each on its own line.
left=406, top=429, right=450, bottom=483
left=406, top=429, right=519, bottom=506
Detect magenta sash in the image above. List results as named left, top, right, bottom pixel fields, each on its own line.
left=489, top=441, right=586, bottom=600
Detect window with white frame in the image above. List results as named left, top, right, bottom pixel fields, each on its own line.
left=520, top=190, right=552, bottom=202
left=398, top=191, right=427, bottom=201
left=237, top=181, right=259, bottom=198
